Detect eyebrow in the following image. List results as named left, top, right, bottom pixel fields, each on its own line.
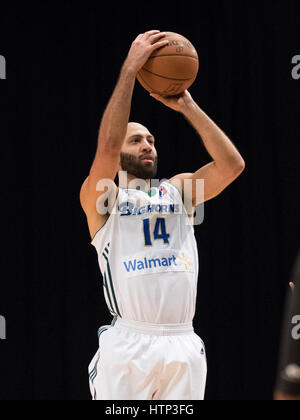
left=128, top=134, right=155, bottom=142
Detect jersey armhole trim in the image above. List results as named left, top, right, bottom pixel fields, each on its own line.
left=164, top=180, right=196, bottom=227
left=91, top=188, right=120, bottom=246
left=164, top=179, right=182, bottom=198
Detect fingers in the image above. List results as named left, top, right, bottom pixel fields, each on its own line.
left=144, top=30, right=161, bottom=38
left=150, top=93, right=162, bottom=99
left=135, top=33, right=144, bottom=41
left=141, top=30, right=168, bottom=43
left=134, top=30, right=159, bottom=42
left=150, top=93, right=169, bottom=103
left=151, top=38, right=169, bottom=51
left=135, top=30, right=168, bottom=45
left=149, top=31, right=167, bottom=44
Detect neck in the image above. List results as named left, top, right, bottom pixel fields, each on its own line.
left=118, top=172, right=151, bottom=192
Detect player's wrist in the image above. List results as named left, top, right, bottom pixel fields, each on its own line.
left=179, top=98, right=198, bottom=115
left=122, top=60, right=138, bottom=77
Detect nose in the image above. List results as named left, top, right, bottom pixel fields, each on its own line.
left=141, top=138, right=153, bottom=152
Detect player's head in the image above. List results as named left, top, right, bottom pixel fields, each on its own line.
left=119, top=122, right=158, bottom=180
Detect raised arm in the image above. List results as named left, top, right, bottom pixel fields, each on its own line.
left=80, top=31, right=168, bottom=238
left=97, top=31, right=168, bottom=154
left=151, top=91, right=245, bottom=206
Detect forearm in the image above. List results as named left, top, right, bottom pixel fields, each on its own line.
left=182, top=101, right=245, bottom=173
left=98, top=62, right=136, bottom=152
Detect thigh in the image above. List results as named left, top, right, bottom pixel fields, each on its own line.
left=156, top=334, right=207, bottom=400
left=90, top=328, right=207, bottom=401
left=91, top=327, right=156, bottom=400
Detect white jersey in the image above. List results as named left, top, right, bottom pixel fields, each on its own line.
left=91, top=180, right=199, bottom=324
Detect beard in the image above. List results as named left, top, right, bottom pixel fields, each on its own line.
left=120, top=152, right=158, bottom=180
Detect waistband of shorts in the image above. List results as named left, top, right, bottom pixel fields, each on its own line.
left=114, top=318, right=194, bottom=336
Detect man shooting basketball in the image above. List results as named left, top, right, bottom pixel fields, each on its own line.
left=80, top=30, right=245, bottom=400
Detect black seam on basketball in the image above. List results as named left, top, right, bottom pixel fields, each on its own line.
left=137, top=72, right=156, bottom=91
left=141, top=67, right=194, bottom=81
left=148, top=54, right=199, bottom=60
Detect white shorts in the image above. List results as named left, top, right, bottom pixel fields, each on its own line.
left=88, top=318, right=207, bottom=400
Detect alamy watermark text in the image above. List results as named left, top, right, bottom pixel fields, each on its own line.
left=292, top=55, right=300, bottom=80
left=0, top=55, right=6, bottom=79
left=95, top=172, right=205, bottom=226
left=292, top=315, right=300, bottom=340
left=0, top=315, right=6, bottom=340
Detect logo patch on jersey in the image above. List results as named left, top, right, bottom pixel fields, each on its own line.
left=159, top=186, right=168, bottom=198
left=122, top=249, right=195, bottom=278
left=177, top=252, right=193, bottom=270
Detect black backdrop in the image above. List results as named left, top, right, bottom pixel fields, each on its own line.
left=0, top=1, right=299, bottom=400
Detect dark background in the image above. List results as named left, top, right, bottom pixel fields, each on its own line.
left=0, top=1, right=299, bottom=400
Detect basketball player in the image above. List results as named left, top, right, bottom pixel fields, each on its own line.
left=275, top=252, right=300, bottom=400
left=80, top=30, right=245, bottom=400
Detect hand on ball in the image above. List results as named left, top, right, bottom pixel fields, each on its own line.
left=150, top=90, right=194, bottom=113
left=125, top=31, right=169, bottom=73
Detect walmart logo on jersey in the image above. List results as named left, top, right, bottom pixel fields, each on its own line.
left=122, top=250, right=194, bottom=278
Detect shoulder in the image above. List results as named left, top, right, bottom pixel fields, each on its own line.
left=80, top=177, right=119, bottom=239
left=80, top=176, right=118, bottom=213
left=167, top=174, right=193, bottom=196
left=80, top=176, right=89, bottom=207
left=166, top=175, right=195, bottom=218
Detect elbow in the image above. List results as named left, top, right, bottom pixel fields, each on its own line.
left=223, top=157, right=246, bottom=179
left=234, top=157, right=246, bottom=175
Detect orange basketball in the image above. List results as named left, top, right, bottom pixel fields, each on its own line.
left=137, top=32, right=199, bottom=96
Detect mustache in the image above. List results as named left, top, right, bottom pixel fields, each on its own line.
left=121, top=153, right=158, bottom=163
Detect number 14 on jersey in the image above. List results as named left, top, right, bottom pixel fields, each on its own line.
left=143, top=218, right=170, bottom=246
